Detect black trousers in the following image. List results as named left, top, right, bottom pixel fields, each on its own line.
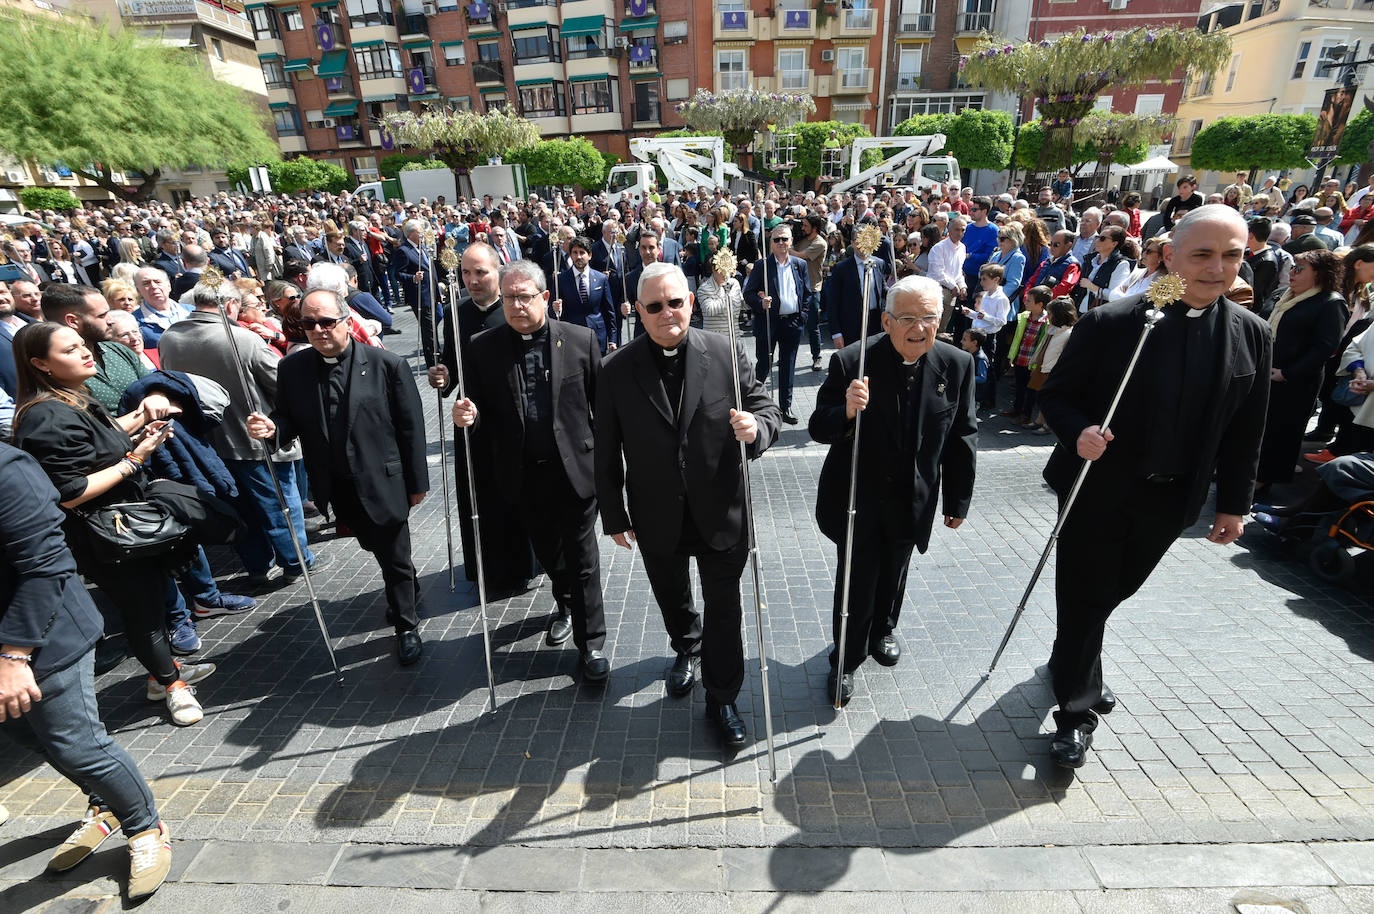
left=454, top=424, right=537, bottom=591
left=519, top=459, right=606, bottom=652
left=1051, top=477, right=1189, bottom=732
left=330, top=478, right=421, bottom=631
left=830, top=506, right=915, bottom=674
left=640, top=535, right=748, bottom=706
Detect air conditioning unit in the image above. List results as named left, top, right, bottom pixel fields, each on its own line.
left=821, top=49, right=835, bottom=62
left=5, top=169, right=25, bottom=183
left=422, top=0, right=437, bottom=14
left=322, top=117, right=337, bottom=127
left=1107, top=0, right=1128, bottom=8
left=615, top=36, right=630, bottom=48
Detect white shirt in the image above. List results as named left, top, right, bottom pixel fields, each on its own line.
left=773, top=257, right=798, bottom=316
left=972, top=288, right=1009, bottom=332
left=1350, top=185, right=1372, bottom=208
left=928, top=238, right=966, bottom=292
left=1108, top=268, right=1162, bottom=302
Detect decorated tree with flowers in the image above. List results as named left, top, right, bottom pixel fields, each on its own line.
left=676, top=88, right=816, bottom=168
left=960, top=27, right=1229, bottom=177
left=379, top=104, right=539, bottom=172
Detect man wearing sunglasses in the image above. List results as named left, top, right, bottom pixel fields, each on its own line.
left=810, top=275, right=978, bottom=705
left=595, top=263, right=781, bottom=752
left=248, top=287, right=430, bottom=667
left=742, top=226, right=810, bottom=424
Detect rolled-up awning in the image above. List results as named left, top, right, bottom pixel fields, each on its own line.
left=324, top=100, right=359, bottom=117
left=618, top=16, right=658, bottom=31
left=284, top=58, right=312, bottom=72
left=560, top=15, right=604, bottom=37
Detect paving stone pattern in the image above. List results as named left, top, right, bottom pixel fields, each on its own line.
left=4, top=311, right=1374, bottom=896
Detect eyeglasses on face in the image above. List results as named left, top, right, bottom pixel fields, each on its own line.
left=772, top=237, right=790, bottom=244
left=887, top=314, right=940, bottom=328
left=641, top=297, right=688, bottom=314
left=301, top=317, right=342, bottom=331
left=502, top=293, right=542, bottom=307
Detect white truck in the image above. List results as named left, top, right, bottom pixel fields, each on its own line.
left=604, top=136, right=745, bottom=207
left=354, top=163, right=529, bottom=205
left=828, top=134, right=960, bottom=195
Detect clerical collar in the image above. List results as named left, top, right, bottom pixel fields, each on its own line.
left=518, top=323, right=549, bottom=342
left=1170, top=299, right=1218, bottom=319
left=474, top=297, right=500, bottom=313
left=319, top=342, right=353, bottom=365
left=660, top=345, right=681, bottom=358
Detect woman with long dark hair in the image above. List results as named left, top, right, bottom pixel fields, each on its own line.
left=1305, top=245, right=1374, bottom=459
left=10, top=322, right=215, bottom=727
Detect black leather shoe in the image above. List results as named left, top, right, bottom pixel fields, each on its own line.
left=546, top=613, right=573, bottom=646
left=397, top=630, right=423, bottom=666
left=1093, top=685, right=1116, bottom=715
left=708, top=701, right=749, bottom=750
left=1050, top=726, right=1093, bottom=769
left=782, top=408, right=799, bottom=425
left=870, top=634, right=900, bottom=667
left=827, top=669, right=854, bottom=706
left=580, top=649, right=610, bottom=682
left=666, top=653, right=699, bottom=697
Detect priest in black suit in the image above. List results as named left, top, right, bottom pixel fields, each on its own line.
left=809, top=275, right=978, bottom=706
left=428, top=242, right=537, bottom=594
left=551, top=235, right=619, bottom=353
left=595, top=262, right=781, bottom=752
left=1037, top=205, right=1271, bottom=771
left=450, top=259, right=609, bottom=680
left=248, top=287, right=430, bottom=666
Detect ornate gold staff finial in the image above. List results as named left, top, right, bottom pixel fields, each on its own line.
left=853, top=223, right=883, bottom=259
left=712, top=247, right=738, bottom=278
left=438, top=246, right=459, bottom=272
left=444, top=234, right=458, bottom=249
left=201, top=266, right=225, bottom=290
left=422, top=225, right=437, bottom=249
left=615, top=229, right=627, bottom=246
left=1145, top=273, right=1187, bottom=309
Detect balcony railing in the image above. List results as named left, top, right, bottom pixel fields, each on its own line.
left=779, top=8, right=811, bottom=29
left=325, top=75, right=356, bottom=97
left=837, top=67, right=872, bottom=91
left=400, top=13, right=429, bottom=36
left=843, top=7, right=875, bottom=29
left=895, top=72, right=922, bottom=91
left=719, top=9, right=748, bottom=30
left=778, top=68, right=812, bottom=90
left=465, top=2, right=493, bottom=25
left=472, top=60, right=504, bottom=83
left=717, top=70, right=750, bottom=91
left=898, top=13, right=934, bottom=32
left=629, top=43, right=657, bottom=69
left=959, top=11, right=994, bottom=32
left=624, top=0, right=655, bottom=16
left=335, top=121, right=363, bottom=143
left=407, top=64, right=437, bottom=94
left=633, top=101, right=661, bottom=124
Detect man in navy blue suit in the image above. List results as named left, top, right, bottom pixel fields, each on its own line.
left=822, top=246, right=889, bottom=350
left=552, top=236, right=618, bottom=353
left=207, top=228, right=252, bottom=280
left=743, top=223, right=811, bottom=425
left=151, top=229, right=186, bottom=282
left=0, top=282, right=35, bottom=396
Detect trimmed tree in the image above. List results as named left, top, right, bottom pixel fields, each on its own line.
left=227, top=157, right=353, bottom=194
left=507, top=138, right=606, bottom=190
left=1079, top=111, right=1175, bottom=182
left=676, top=89, right=815, bottom=166
left=19, top=187, right=81, bottom=213
left=1189, top=114, right=1318, bottom=172
left=791, top=121, right=873, bottom=182
left=960, top=27, right=1230, bottom=174
left=381, top=104, right=539, bottom=172
left=893, top=109, right=1015, bottom=172
left=0, top=10, right=277, bottom=201
left=1336, top=108, right=1374, bottom=168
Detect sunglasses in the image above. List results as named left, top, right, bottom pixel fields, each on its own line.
left=641, top=297, right=688, bottom=314
left=301, top=317, right=342, bottom=331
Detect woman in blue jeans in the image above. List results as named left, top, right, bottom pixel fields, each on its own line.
left=0, top=442, right=173, bottom=900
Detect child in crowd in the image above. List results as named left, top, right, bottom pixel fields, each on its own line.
left=963, top=262, right=1010, bottom=410
left=962, top=328, right=991, bottom=407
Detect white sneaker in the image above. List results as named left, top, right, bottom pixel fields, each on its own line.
left=164, top=682, right=203, bottom=726
left=146, top=662, right=216, bottom=701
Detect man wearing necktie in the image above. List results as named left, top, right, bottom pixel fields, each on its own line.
left=743, top=225, right=811, bottom=425
left=822, top=247, right=889, bottom=351
left=247, top=288, right=430, bottom=667
left=1036, top=205, right=1271, bottom=772
left=208, top=229, right=252, bottom=280
left=552, top=236, right=618, bottom=354
left=394, top=219, right=440, bottom=364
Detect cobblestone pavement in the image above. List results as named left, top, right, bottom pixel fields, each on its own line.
left=5, top=310, right=1374, bottom=910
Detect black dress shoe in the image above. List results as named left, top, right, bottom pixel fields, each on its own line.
left=1093, top=685, right=1116, bottom=715
left=546, top=613, right=573, bottom=646
left=666, top=653, right=699, bottom=697
left=870, top=634, right=900, bottom=667
left=396, top=629, right=423, bottom=666
left=782, top=408, right=799, bottom=425
left=707, top=701, right=749, bottom=750
left=827, top=669, right=854, bottom=706
left=580, top=649, right=610, bottom=682
left=1049, top=726, right=1093, bottom=769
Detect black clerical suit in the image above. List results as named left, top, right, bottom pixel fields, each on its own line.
left=595, top=329, right=781, bottom=707
left=435, top=293, right=538, bottom=591
left=272, top=340, right=429, bottom=632
left=465, top=320, right=607, bottom=653
left=809, top=336, right=978, bottom=673
left=1038, top=294, right=1271, bottom=735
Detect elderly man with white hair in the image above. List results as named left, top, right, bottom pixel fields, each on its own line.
left=133, top=266, right=190, bottom=349
left=809, top=275, right=978, bottom=704
left=1071, top=208, right=1103, bottom=264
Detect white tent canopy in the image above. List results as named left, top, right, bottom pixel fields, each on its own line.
left=1110, top=155, right=1179, bottom=176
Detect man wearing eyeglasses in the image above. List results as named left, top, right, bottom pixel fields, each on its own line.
left=596, top=263, right=781, bottom=752
left=248, top=287, right=430, bottom=667
left=743, top=226, right=810, bottom=424
left=809, top=275, right=978, bottom=705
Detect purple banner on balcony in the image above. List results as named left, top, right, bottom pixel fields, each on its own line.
left=468, top=2, right=488, bottom=19
left=336, top=124, right=357, bottom=141
left=630, top=44, right=651, bottom=63
left=784, top=10, right=809, bottom=28
left=315, top=21, right=336, bottom=50
left=380, top=129, right=395, bottom=150
left=721, top=10, right=745, bottom=29
left=325, top=76, right=344, bottom=92
left=408, top=68, right=426, bottom=94
left=627, top=0, right=649, bottom=16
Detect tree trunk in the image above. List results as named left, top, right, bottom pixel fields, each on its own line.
left=74, top=164, right=150, bottom=202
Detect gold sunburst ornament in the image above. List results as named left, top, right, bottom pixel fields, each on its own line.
left=1145, top=273, right=1187, bottom=309
left=853, top=224, right=883, bottom=259
left=202, top=266, right=225, bottom=290
left=712, top=248, right=738, bottom=278
left=438, top=246, right=459, bottom=271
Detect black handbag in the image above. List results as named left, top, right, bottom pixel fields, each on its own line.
left=76, top=499, right=190, bottom=564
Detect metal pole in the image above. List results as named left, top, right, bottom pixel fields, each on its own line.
left=440, top=244, right=499, bottom=714
left=761, top=245, right=772, bottom=396
left=424, top=231, right=456, bottom=592
left=617, top=235, right=629, bottom=343
left=984, top=307, right=1165, bottom=678
left=206, top=272, right=343, bottom=684
left=716, top=250, right=777, bottom=782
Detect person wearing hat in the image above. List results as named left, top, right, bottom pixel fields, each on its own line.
left=1283, top=213, right=1328, bottom=256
